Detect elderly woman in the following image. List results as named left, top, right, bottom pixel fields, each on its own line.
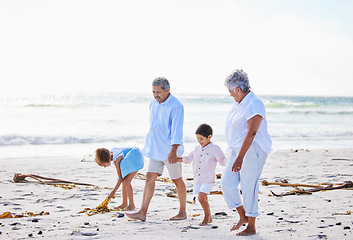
left=221, top=69, right=272, bottom=236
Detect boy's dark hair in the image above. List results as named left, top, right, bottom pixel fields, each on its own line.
left=95, top=148, right=111, bottom=163
left=195, top=123, right=213, bottom=138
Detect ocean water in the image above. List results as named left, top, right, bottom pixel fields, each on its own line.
left=1, top=92, right=352, bottom=160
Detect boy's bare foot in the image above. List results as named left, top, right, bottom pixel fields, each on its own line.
left=230, top=216, right=248, bottom=231
left=236, top=226, right=256, bottom=236
left=199, top=216, right=212, bottom=226
left=125, top=211, right=146, bottom=221
left=169, top=211, right=187, bottom=221
left=122, top=205, right=135, bottom=211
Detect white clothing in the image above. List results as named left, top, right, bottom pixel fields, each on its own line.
left=193, top=183, right=214, bottom=195
left=225, top=91, right=272, bottom=153
left=221, top=142, right=267, bottom=217
left=142, top=93, right=184, bottom=161
left=182, top=143, right=226, bottom=184
left=147, top=159, right=183, bottom=180
left=110, top=147, right=124, bottom=161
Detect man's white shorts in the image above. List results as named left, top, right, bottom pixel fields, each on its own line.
left=147, top=159, right=182, bottom=180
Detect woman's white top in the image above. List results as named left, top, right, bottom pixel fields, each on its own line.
left=225, top=91, right=272, bottom=153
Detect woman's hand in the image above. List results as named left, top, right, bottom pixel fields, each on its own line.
left=232, top=156, right=243, bottom=172
left=231, top=115, right=262, bottom=173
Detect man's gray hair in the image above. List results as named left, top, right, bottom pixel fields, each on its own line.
left=224, top=69, right=251, bottom=92
left=152, top=77, right=170, bottom=90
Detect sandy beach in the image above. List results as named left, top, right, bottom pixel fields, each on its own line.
left=1, top=0, right=353, bottom=239
left=0, top=148, right=352, bottom=240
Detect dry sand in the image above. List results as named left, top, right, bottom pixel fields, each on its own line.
left=1, top=148, right=352, bottom=239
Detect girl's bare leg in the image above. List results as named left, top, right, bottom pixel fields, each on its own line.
left=122, top=171, right=138, bottom=211
left=115, top=183, right=128, bottom=209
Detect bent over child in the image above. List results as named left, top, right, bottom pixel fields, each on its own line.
left=95, top=147, right=144, bottom=211
left=178, top=124, right=227, bottom=225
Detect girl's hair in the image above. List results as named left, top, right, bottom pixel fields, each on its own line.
left=195, top=123, right=213, bottom=138
left=152, top=77, right=170, bottom=90
left=95, top=148, right=111, bottom=163
left=224, top=69, right=251, bottom=92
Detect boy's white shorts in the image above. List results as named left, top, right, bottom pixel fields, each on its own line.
left=193, top=183, right=214, bottom=195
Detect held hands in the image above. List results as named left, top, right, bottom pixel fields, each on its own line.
left=168, top=150, right=178, bottom=164
left=232, top=156, right=243, bottom=172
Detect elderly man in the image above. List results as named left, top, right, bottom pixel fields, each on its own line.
left=126, top=77, right=187, bottom=221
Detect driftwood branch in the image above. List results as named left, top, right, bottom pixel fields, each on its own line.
left=332, top=158, right=353, bottom=161
left=13, top=173, right=94, bottom=186
left=262, top=180, right=328, bottom=188
left=270, top=181, right=353, bottom=197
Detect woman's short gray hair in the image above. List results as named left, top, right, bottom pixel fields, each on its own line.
left=224, top=69, right=251, bottom=92
left=152, top=77, right=170, bottom=90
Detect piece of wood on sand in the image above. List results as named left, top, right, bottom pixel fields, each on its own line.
left=262, top=179, right=327, bottom=188
left=269, top=181, right=353, bottom=197
left=13, top=173, right=94, bottom=186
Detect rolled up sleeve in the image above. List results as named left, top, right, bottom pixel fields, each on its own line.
left=170, top=103, right=184, bottom=145
left=245, top=99, right=265, bottom=121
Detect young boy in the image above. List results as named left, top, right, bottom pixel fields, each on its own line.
left=95, top=147, right=144, bottom=211
left=178, top=123, right=227, bottom=225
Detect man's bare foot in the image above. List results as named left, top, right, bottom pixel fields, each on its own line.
left=126, top=211, right=147, bottom=221
left=122, top=205, right=135, bottom=211
left=169, top=211, right=187, bottom=221
left=199, top=216, right=212, bottom=226
left=236, top=226, right=256, bottom=236
left=230, top=216, right=248, bottom=231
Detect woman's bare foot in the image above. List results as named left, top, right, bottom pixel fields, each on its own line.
left=236, top=226, right=256, bottom=236
left=126, top=211, right=147, bottom=221
left=169, top=210, right=187, bottom=221
left=230, top=216, right=248, bottom=231
left=122, top=205, right=135, bottom=211
left=199, top=215, right=212, bottom=226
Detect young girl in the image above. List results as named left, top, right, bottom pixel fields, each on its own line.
left=95, top=147, right=144, bottom=211
left=178, top=124, right=227, bottom=225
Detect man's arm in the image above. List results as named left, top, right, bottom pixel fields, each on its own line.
left=168, top=144, right=179, bottom=164
left=168, top=102, right=184, bottom=164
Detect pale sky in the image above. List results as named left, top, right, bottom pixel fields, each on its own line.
left=1, top=0, right=353, bottom=97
